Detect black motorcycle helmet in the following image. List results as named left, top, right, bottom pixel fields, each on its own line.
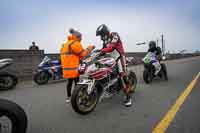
left=96, top=24, right=110, bottom=37
left=149, top=41, right=156, bottom=49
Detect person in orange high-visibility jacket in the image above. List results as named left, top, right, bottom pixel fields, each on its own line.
left=60, top=28, right=95, bottom=103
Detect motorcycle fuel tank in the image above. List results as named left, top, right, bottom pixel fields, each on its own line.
left=86, top=57, right=116, bottom=80
left=98, top=57, right=116, bottom=67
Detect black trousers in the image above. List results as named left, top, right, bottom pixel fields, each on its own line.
left=66, top=77, right=79, bottom=97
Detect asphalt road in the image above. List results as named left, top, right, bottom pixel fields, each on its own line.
left=0, top=56, right=200, bottom=133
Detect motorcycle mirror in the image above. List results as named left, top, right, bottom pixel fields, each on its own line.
left=136, top=42, right=146, bottom=45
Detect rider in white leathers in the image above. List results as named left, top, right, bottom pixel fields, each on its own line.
left=147, top=41, right=162, bottom=75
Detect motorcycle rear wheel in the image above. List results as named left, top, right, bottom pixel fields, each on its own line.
left=128, top=71, right=137, bottom=93
left=0, top=73, right=18, bottom=90
left=161, top=63, right=168, bottom=80
left=143, top=69, right=152, bottom=84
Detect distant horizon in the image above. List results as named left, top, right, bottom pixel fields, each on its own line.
left=0, top=47, right=199, bottom=54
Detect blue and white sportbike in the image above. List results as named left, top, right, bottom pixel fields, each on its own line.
left=34, top=56, right=62, bottom=85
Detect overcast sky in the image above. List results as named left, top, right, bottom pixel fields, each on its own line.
left=0, top=0, right=200, bottom=53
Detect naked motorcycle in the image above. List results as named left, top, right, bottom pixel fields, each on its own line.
left=71, top=50, right=137, bottom=115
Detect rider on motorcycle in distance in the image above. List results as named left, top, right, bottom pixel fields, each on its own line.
left=96, top=24, right=132, bottom=107
left=147, top=41, right=162, bottom=76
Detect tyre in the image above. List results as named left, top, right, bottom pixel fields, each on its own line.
left=128, top=71, right=137, bottom=93
left=71, top=84, right=99, bottom=115
left=0, top=73, right=18, bottom=90
left=33, top=71, right=50, bottom=85
left=161, top=63, right=168, bottom=80
left=143, top=69, right=152, bottom=84
left=0, top=99, right=27, bottom=133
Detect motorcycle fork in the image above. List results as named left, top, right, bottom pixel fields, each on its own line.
left=86, top=79, right=95, bottom=95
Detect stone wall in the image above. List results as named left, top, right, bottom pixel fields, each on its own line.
left=0, top=49, right=199, bottom=80
left=0, top=50, right=44, bottom=80
left=44, top=53, right=60, bottom=60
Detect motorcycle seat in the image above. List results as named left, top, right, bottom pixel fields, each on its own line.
left=0, top=58, right=13, bottom=64
left=0, top=58, right=13, bottom=69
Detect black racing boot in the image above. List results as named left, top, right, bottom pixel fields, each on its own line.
left=124, top=95, right=132, bottom=107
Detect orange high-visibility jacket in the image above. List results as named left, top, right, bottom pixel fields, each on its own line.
left=60, top=35, right=93, bottom=78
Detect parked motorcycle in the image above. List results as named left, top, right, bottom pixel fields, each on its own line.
left=0, top=59, right=18, bottom=90
left=142, top=52, right=168, bottom=84
left=71, top=50, right=137, bottom=115
left=34, top=56, right=62, bottom=85
left=0, top=99, right=27, bottom=133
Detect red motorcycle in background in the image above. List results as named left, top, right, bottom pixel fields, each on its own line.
left=71, top=50, right=137, bottom=115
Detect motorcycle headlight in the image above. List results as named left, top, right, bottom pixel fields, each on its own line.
left=79, top=63, right=86, bottom=74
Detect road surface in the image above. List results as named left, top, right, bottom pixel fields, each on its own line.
left=0, top=56, right=200, bottom=133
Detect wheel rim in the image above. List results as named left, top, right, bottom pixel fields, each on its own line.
left=76, top=87, right=98, bottom=112
left=0, top=115, right=12, bottom=133
left=0, top=76, right=13, bottom=88
left=37, top=72, right=48, bottom=83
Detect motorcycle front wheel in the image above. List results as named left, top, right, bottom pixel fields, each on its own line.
left=33, top=71, right=50, bottom=85
left=71, top=84, right=99, bottom=115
